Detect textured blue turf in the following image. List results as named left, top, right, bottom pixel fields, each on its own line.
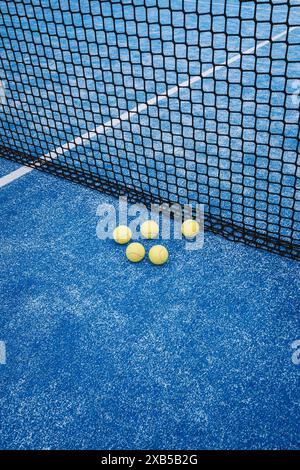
left=1, top=1, right=299, bottom=243
left=0, top=157, right=21, bottom=177
left=0, top=161, right=299, bottom=450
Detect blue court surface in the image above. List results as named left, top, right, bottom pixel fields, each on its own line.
left=0, top=157, right=299, bottom=450
left=1, top=0, right=300, bottom=245
left=0, top=0, right=300, bottom=452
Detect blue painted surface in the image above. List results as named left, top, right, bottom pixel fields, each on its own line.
left=1, top=0, right=299, bottom=241
left=0, top=160, right=299, bottom=450
left=0, top=0, right=299, bottom=450
left=0, top=158, right=20, bottom=177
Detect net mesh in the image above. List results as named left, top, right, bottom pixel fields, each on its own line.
left=0, top=0, right=299, bottom=259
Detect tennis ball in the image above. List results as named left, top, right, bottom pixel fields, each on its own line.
left=113, top=225, right=132, bottom=244
left=181, top=219, right=200, bottom=238
left=148, top=245, right=169, bottom=265
left=140, top=220, right=159, bottom=239
left=126, top=242, right=145, bottom=263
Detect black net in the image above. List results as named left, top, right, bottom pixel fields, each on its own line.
left=0, top=0, right=299, bottom=259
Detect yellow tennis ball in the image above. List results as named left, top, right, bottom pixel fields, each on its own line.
left=181, top=219, right=200, bottom=238
left=148, top=245, right=169, bottom=265
left=113, top=225, right=132, bottom=244
left=140, top=220, right=159, bottom=239
left=126, top=242, right=145, bottom=263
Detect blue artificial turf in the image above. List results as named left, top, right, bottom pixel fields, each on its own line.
left=0, top=161, right=299, bottom=450
left=0, top=158, right=21, bottom=177
left=1, top=1, right=299, bottom=245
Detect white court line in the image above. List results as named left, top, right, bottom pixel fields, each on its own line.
left=0, top=27, right=296, bottom=189
left=0, top=165, right=33, bottom=187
